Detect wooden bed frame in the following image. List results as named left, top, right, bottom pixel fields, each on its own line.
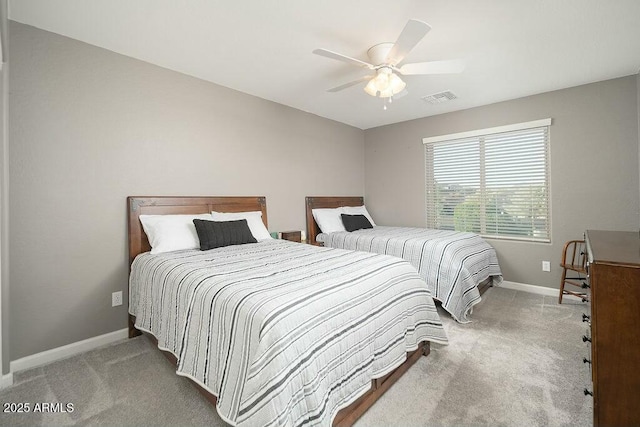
left=127, top=195, right=431, bottom=427
left=305, top=196, right=493, bottom=296
left=306, top=196, right=364, bottom=246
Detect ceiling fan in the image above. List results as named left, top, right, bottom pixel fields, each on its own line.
left=313, top=19, right=464, bottom=102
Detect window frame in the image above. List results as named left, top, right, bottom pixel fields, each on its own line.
left=423, top=118, right=552, bottom=243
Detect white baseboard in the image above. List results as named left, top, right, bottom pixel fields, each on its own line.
left=500, top=280, right=583, bottom=301
left=10, top=328, right=128, bottom=374
left=0, top=372, right=13, bottom=389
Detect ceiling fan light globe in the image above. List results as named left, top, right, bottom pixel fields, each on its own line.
left=364, top=79, right=379, bottom=96
left=389, top=73, right=406, bottom=94
left=373, top=73, right=390, bottom=91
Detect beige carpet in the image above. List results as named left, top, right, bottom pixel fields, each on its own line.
left=356, top=288, right=592, bottom=427
left=0, top=287, right=592, bottom=426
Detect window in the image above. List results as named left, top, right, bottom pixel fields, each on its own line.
left=424, top=119, right=551, bottom=243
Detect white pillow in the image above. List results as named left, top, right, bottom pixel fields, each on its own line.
left=210, top=210, right=272, bottom=241
left=312, top=208, right=346, bottom=234
left=341, top=205, right=376, bottom=226
left=139, top=213, right=212, bottom=254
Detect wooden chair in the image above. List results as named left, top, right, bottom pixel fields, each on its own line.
left=558, top=239, right=589, bottom=303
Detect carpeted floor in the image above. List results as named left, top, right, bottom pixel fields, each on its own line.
left=0, top=287, right=593, bottom=426
left=356, top=288, right=593, bottom=427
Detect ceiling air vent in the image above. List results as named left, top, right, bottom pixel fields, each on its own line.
left=421, top=90, right=458, bottom=104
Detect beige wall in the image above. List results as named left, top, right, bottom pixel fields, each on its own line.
left=8, top=22, right=364, bottom=360
left=364, top=75, right=640, bottom=288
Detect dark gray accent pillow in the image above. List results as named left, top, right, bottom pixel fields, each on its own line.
left=193, top=219, right=257, bottom=250
left=341, top=214, right=373, bottom=232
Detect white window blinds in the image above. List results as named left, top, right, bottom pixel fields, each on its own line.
left=424, top=120, right=551, bottom=242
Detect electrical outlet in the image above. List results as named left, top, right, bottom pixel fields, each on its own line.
left=542, top=261, right=551, bottom=272
left=112, top=291, right=123, bottom=307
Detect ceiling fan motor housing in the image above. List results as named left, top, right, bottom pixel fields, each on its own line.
left=367, top=42, right=395, bottom=66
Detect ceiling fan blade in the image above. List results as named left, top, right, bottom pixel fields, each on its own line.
left=327, top=75, right=373, bottom=92
left=399, top=59, right=465, bottom=75
left=313, top=48, right=375, bottom=69
left=386, top=19, right=432, bottom=66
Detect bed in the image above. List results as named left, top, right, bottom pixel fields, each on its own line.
left=305, top=196, right=503, bottom=323
left=127, top=196, right=448, bottom=427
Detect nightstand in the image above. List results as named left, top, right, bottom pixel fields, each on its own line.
left=280, top=230, right=302, bottom=243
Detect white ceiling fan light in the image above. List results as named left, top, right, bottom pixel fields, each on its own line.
left=313, top=19, right=464, bottom=104
left=363, top=67, right=407, bottom=98
left=363, top=78, right=378, bottom=97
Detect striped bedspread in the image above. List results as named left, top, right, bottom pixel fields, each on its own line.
left=318, top=227, right=503, bottom=322
left=129, top=240, right=447, bottom=427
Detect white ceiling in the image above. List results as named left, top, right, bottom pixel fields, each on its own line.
left=9, top=0, right=640, bottom=130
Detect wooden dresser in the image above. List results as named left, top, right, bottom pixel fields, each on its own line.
left=584, top=230, right=640, bottom=426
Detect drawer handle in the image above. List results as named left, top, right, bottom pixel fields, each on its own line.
left=582, top=314, right=590, bottom=323
left=582, top=335, right=591, bottom=343
left=584, top=388, right=593, bottom=397
left=581, top=282, right=590, bottom=289
left=582, top=357, right=591, bottom=365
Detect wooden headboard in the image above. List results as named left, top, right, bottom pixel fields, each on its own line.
left=305, top=196, right=364, bottom=246
left=127, top=196, right=267, bottom=266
